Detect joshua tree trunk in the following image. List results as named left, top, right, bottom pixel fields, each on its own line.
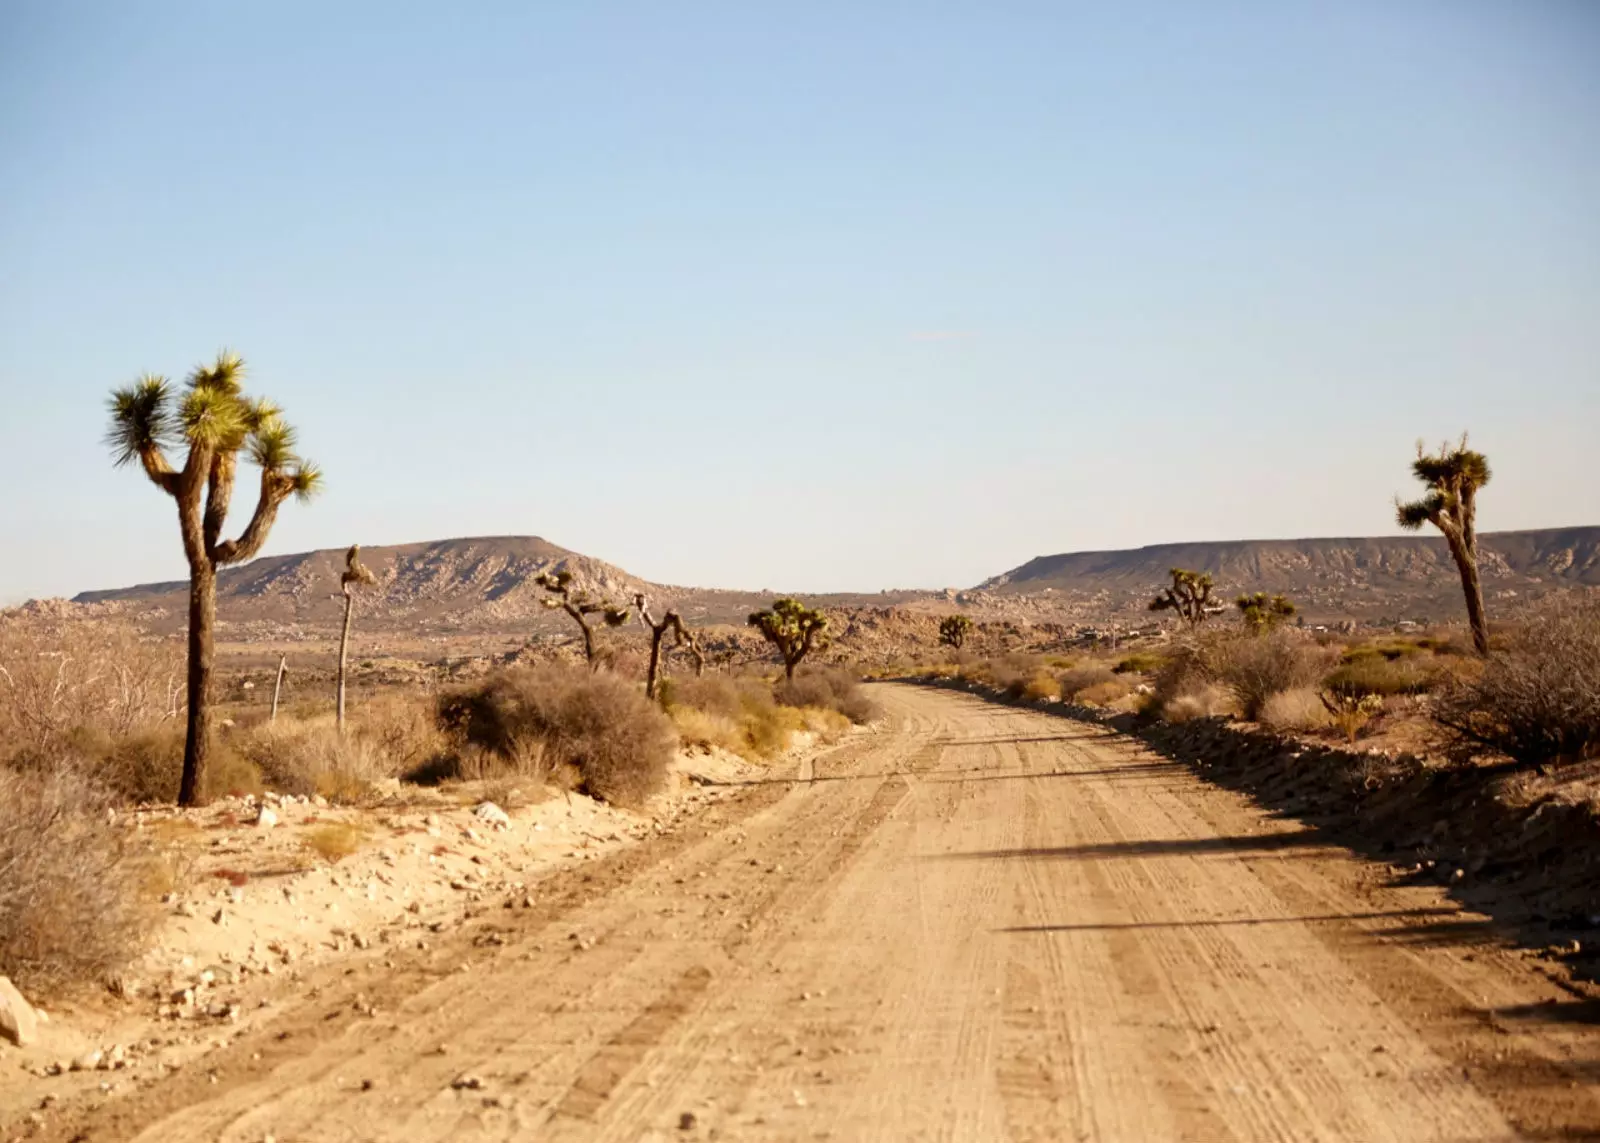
left=270, top=654, right=287, bottom=722
left=178, top=560, right=216, bottom=806
left=1447, top=536, right=1490, bottom=655
left=645, top=627, right=666, bottom=700
left=337, top=589, right=354, bottom=733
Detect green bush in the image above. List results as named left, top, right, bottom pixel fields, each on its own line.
left=1113, top=652, right=1167, bottom=675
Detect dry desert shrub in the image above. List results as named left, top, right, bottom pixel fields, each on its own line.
left=661, top=675, right=807, bottom=759
left=0, top=767, right=153, bottom=992
left=1161, top=682, right=1236, bottom=723
left=1432, top=593, right=1600, bottom=769
left=1075, top=678, right=1136, bottom=707
left=0, top=619, right=183, bottom=763
left=1259, top=688, right=1334, bottom=733
left=302, top=822, right=369, bottom=864
left=1020, top=672, right=1062, bottom=702
left=233, top=718, right=394, bottom=804
left=439, top=665, right=674, bottom=807
left=774, top=666, right=882, bottom=723
left=1059, top=664, right=1117, bottom=701
left=1206, top=631, right=1334, bottom=720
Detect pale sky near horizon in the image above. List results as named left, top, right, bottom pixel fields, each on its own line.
left=2, top=2, right=1597, bottom=604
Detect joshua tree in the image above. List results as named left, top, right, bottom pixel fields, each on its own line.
left=1235, top=592, right=1296, bottom=634
left=1396, top=435, right=1493, bottom=655
left=747, top=598, right=829, bottom=681
left=634, top=593, right=704, bottom=700
left=535, top=570, right=630, bottom=668
left=336, top=544, right=377, bottom=732
left=106, top=351, right=321, bottom=805
left=1149, top=568, right=1218, bottom=630
left=939, top=614, right=974, bottom=651
left=270, top=654, right=288, bottom=722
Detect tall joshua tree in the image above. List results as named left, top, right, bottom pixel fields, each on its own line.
left=337, top=544, right=377, bottom=732
left=1149, top=568, right=1217, bottom=630
left=748, top=598, right=829, bottom=681
left=1235, top=592, right=1296, bottom=634
left=634, top=593, right=704, bottom=700
left=939, top=614, right=974, bottom=651
left=535, top=570, right=630, bottom=668
left=1397, top=435, right=1493, bottom=655
left=107, top=351, right=321, bottom=805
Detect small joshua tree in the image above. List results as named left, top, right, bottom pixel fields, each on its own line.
left=106, top=351, right=321, bottom=805
left=634, top=593, right=704, bottom=700
left=1149, top=568, right=1218, bottom=630
left=337, top=544, right=377, bottom=732
left=536, top=570, right=630, bottom=669
left=1396, top=435, right=1493, bottom=655
left=747, top=598, right=829, bottom=681
left=939, top=614, right=974, bottom=651
left=1235, top=592, right=1296, bottom=635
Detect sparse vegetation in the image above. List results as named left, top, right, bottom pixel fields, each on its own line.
left=1149, top=568, right=1218, bottom=629
left=0, top=767, right=153, bottom=992
left=748, top=598, right=830, bottom=681
left=105, top=351, right=322, bottom=804
left=1059, top=663, right=1117, bottom=701
left=1396, top=435, right=1492, bottom=655
left=938, top=614, right=974, bottom=651
left=1431, top=593, right=1600, bottom=769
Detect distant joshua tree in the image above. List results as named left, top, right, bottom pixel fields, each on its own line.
left=1396, top=435, right=1492, bottom=655
left=939, top=614, right=974, bottom=651
left=106, top=350, right=321, bottom=805
left=337, top=544, right=377, bottom=732
left=535, top=570, right=630, bottom=668
left=748, top=598, right=829, bottom=681
left=1235, top=592, right=1296, bottom=634
left=1149, top=568, right=1217, bottom=630
left=634, top=593, right=704, bottom=700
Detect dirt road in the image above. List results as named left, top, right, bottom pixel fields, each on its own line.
left=30, top=685, right=1600, bottom=1142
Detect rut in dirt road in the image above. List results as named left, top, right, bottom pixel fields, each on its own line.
left=26, top=684, right=1600, bottom=1143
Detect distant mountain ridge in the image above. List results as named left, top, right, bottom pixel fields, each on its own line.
left=65, top=526, right=1600, bottom=636
left=71, top=535, right=925, bottom=635
left=976, top=526, right=1600, bottom=621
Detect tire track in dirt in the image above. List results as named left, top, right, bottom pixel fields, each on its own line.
left=23, top=685, right=1600, bottom=1142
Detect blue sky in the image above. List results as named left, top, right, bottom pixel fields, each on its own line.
left=2, top=1, right=1597, bottom=602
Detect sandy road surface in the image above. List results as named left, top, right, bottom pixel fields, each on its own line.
left=26, top=685, right=1600, bottom=1142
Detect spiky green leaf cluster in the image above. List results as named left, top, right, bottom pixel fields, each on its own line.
left=1235, top=592, right=1296, bottom=634
left=106, top=374, right=175, bottom=469
left=1395, top=434, right=1490, bottom=534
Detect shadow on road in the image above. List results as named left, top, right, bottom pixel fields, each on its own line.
left=935, top=830, right=1318, bottom=862
left=997, top=906, right=1461, bottom=934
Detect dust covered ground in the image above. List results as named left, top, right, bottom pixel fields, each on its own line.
left=8, top=684, right=1599, bottom=1142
